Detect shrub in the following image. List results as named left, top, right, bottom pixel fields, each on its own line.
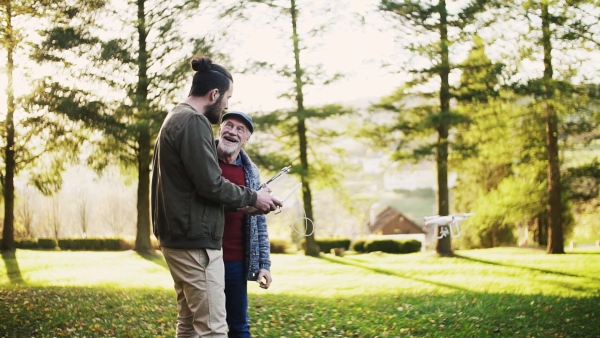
left=104, top=239, right=121, bottom=251
left=402, top=240, right=422, bottom=253
left=15, top=239, right=38, bottom=249
left=270, top=238, right=292, bottom=254
left=351, top=239, right=367, bottom=253
left=316, top=238, right=351, bottom=253
left=364, top=239, right=421, bottom=254
left=364, top=239, right=399, bottom=253
left=38, top=238, right=58, bottom=250
left=58, top=238, right=126, bottom=251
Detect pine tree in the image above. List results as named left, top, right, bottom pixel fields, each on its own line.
left=0, top=0, right=58, bottom=252
left=375, top=0, right=497, bottom=255
left=29, top=0, right=217, bottom=252
left=222, top=0, right=353, bottom=256
left=509, top=0, right=600, bottom=253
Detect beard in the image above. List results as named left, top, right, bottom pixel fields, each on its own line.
left=217, top=138, right=242, bottom=156
left=204, top=95, right=225, bottom=124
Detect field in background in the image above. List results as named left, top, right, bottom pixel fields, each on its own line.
left=1, top=247, right=599, bottom=337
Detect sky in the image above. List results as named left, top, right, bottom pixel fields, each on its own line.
left=181, top=0, right=403, bottom=112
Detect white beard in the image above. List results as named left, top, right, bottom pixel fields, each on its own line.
left=218, top=139, right=241, bottom=156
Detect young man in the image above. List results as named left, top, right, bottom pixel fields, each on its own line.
left=216, top=111, right=272, bottom=338
left=151, top=57, right=282, bottom=338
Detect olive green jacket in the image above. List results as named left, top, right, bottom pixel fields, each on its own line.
left=151, top=103, right=257, bottom=250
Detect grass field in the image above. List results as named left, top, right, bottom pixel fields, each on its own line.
left=1, top=247, right=599, bottom=338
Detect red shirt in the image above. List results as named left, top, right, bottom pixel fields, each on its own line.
left=219, top=161, right=245, bottom=262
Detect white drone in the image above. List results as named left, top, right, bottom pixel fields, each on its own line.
left=423, top=213, right=474, bottom=239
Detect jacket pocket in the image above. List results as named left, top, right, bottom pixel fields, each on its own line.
left=187, top=195, right=220, bottom=239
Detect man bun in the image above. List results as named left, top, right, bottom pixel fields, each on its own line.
left=191, top=57, right=213, bottom=72
left=187, top=56, right=233, bottom=98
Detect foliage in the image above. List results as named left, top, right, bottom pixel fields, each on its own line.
left=14, top=239, right=37, bottom=249
left=221, top=0, right=355, bottom=256
left=36, top=238, right=57, bottom=250
left=372, top=0, right=502, bottom=255
left=28, top=0, right=222, bottom=251
left=452, top=90, right=546, bottom=249
left=1, top=248, right=599, bottom=337
left=563, top=158, right=600, bottom=202
left=269, top=238, right=292, bottom=254
left=564, top=158, right=600, bottom=242
left=508, top=0, right=600, bottom=253
left=16, top=238, right=125, bottom=251
left=0, top=0, right=78, bottom=252
left=315, top=238, right=351, bottom=252
left=363, top=239, right=421, bottom=254
left=350, top=239, right=367, bottom=253
left=57, top=238, right=122, bottom=251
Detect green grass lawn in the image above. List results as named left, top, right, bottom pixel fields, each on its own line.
left=1, top=247, right=599, bottom=338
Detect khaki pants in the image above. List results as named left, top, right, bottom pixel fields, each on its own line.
left=161, top=247, right=227, bottom=338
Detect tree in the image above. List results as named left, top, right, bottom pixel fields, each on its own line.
left=30, top=0, right=220, bottom=252
left=510, top=0, right=600, bottom=253
left=451, top=34, right=522, bottom=248
left=76, top=187, right=89, bottom=237
left=0, top=0, right=59, bottom=252
left=47, top=194, right=62, bottom=240
left=451, top=5, right=599, bottom=249
left=222, top=0, right=353, bottom=256
left=15, top=185, right=37, bottom=238
left=374, top=0, right=496, bottom=256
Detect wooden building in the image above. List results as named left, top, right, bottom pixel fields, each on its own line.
left=366, top=205, right=425, bottom=235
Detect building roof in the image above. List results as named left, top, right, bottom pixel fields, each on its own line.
left=367, top=205, right=425, bottom=234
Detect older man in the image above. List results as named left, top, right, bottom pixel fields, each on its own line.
left=216, top=111, right=272, bottom=338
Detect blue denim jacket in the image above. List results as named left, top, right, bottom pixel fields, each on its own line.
left=238, top=149, right=272, bottom=281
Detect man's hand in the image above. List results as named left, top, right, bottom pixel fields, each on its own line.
left=253, top=187, right=283, bottom=214
left=239, top=206, right=263, bottom=216
left=256, top=269, right=272, bottom=289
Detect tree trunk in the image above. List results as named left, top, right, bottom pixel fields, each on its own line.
left=434, top=0, right=452, bottom=256
left=299, top=120, right=319, bottom=256
left=1, top=4, right=16, bottom=253
left=135, top=129, right=152, bottom=252
left=536, top=214, right=548, bottom=246
left=290, top=0, right=319, bottom=256
left=541, top=1, right=564, bottom=254
left=134, top=0, right=152, bottom=252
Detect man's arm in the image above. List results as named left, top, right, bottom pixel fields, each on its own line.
left=179, top=115, right=281, bottom=212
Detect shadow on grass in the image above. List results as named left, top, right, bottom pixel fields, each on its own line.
left=454, top=253, right=600, bottom=283
left=1, top=251, right=25, bottom=285
left=318, top=255, right=471, bottom=292
left=136, top=249, right=169, bottom=270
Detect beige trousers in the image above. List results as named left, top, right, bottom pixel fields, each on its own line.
left=161, top=247, right=227, bottom=338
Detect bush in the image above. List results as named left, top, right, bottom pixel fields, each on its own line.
left=58, top=238, right=126, bottom=251
left=316, top=238, right=351, bottom=253
left=104, top=239, right=121, bottom=250
left=403, top=240, right=422, bottom=253
left=351, top=239, right=367, bottom=253
left=15, top=239, right=39, bottom=249
left=364, top=239, right=421, bottom=254
left=38, top=238, right=58, bottom=250
left=270, top=238, right=292, bottom=254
